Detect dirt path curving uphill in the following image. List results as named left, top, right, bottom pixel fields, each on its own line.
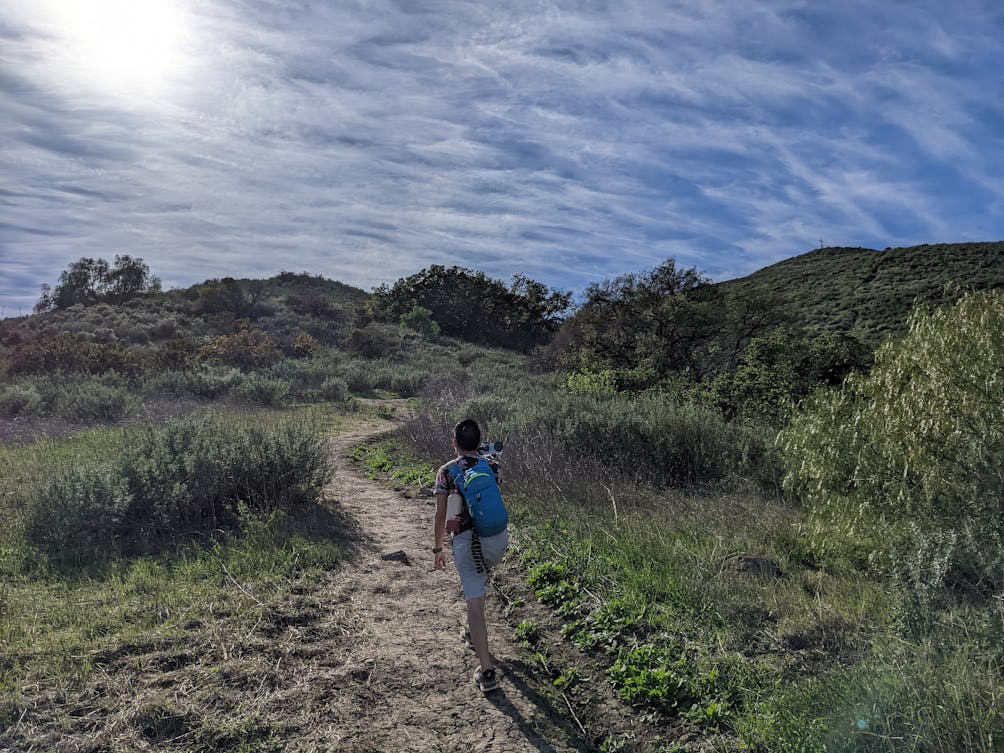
left=297, top=405, right=590, bottom=752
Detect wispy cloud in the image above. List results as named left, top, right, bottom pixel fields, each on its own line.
left=2, top=0, right=1002, bottom=311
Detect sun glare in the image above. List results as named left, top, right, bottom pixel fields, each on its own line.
left=50, top=0, right=187, bottom=92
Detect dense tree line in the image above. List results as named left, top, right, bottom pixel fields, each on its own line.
left=552, top=258, right=871, bottom=422
left=369, top=265, right=571, bottom=351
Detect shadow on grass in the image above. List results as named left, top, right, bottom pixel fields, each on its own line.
left=488, top=657, right=597, bottom=753
left=28, top=497, right=369, bottom=581
left=277, top=497, right=369, bottom=559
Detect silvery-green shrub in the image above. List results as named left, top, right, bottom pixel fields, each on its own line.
left=780, top=290, right=1003, bottom=603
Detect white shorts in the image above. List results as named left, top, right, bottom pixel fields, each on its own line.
left=451, top=529, right=509, bottom=600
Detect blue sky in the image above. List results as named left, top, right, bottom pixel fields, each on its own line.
left=2, top=1, right=1002, bottom=315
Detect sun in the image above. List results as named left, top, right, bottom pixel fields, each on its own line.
left=50, top=0, right=188, bottom=92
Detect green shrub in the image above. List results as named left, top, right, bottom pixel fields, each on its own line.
left=369, top=364, right=430, bottom=397
left=709, top=328, right=869, bottom=424
left=120, top=415, right=333, bottom=541
left=142, top=369, right=198, bottom=397
left=458, top=387, right=762, bottom=488
left=780, top=290, right=1004, bottom=607
left=319, top=376, right=350, bottom=403
left=5, top=333, right=141, bottom=375
left=24, top=467, right=131, bottom=566
left=0, top=384, right=45, bottom=418
left=266, top=356, right=337, bottom=389
left=198, top=328, right=282, bottom=369
left=338, top=361, right=375, bottom=394
left=21, top=414, right=334, bottom=564
left=564, top=369, right=618, bottom=395
left=399, top=305, right=441, bottom=337
left=234, top=374, right=291, bottom=406
left=291, top=331, right=320, bottom=358
left=149, top=338, right=198, bottom=370
left=345, top=323, right=400, bottom=359
left=57, top=381, right=132, bottom=422
left=190, top=366, right=244, bottom=399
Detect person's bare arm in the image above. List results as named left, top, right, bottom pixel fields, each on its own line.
left=433, top=492, right=447, bottom=570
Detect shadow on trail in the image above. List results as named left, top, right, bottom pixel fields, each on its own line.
left=287, top=498, right=369, bottom=560
left=491, top=657, right=596, bottom=753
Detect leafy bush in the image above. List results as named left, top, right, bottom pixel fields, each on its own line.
left=21, top=414, right=334, bottom=564
left=319, top=376, right=350, bottom=403
left=0, top=384, right=45, bottom=418
left=4, top=333, right=141, bottom=375
left=149, top=338, right=198, bottom=370
left=564, top=369, right=618, bottom=395
left=234, top=374, right=291, bottom=406
left=708, top=328, right=870, bottom=423
left=198, top=328, right=282, bottom=369
left=291, top=331, right=320, bottom=358
left=338, top=360, right=376, bottom=394
left=24, top=467, right=131, bottom=565
left=780, top=290, right=1004, bottom=608
left=57, top=381, right=132, bottom=422
left=344, top=323, right=401, bottom=359
left=454, top=386, right=769, bottom=488
left=369, top=363, right=430, bottom=397
left=190, top=366, right=244, bottom=399
left=399, top=305, right=441, bottom=337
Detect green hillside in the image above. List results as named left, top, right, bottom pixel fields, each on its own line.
left=715, top=241, right=1004, bottom=345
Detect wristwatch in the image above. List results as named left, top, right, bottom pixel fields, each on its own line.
left=432, top=546, right=443, bottom=553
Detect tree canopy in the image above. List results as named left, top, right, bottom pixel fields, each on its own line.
left=554, top=258, right=787, bottom=383
left=369, top=265, right=571, bottom=351
left=35, top=256, right=161, bottom=312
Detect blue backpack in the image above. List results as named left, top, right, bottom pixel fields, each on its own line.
left=450, top=457, right=508, bottom=537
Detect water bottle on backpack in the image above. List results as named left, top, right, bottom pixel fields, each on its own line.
left=445, top=491, right=465, bottom=533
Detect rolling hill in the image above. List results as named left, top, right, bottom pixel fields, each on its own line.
left=714, top=241, right=1004, bottom=345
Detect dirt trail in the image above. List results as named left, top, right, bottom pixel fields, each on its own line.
left=0, top=406, right=594, bottom=753
left=293, top=407, right=590, bottom=752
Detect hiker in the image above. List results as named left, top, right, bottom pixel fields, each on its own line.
left=432, top=418, right=509, bottom=693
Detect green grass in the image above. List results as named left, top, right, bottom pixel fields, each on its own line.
left=0, top=504, right=347, bottom=726
left=0, top=404, right=357, bottom=728
left=349, top=437, right=437, bottom=490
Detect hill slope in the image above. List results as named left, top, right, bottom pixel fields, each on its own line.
left=715, top=241, right=1004, bottom=345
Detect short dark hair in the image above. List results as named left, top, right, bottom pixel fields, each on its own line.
left=453, top=419, right=481, bottom=452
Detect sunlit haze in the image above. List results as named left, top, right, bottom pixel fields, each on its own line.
left=34, top=0, right=189, bottom=93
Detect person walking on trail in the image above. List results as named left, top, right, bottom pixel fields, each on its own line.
left=433, top=418, right=509, bottom=694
